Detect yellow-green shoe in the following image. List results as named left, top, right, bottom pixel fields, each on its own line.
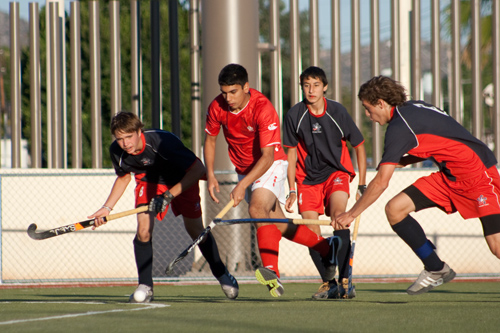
left=255, top=267, right=284, bottom=297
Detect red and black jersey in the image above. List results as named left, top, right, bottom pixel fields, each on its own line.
left=205, top=88, right=287, bottom=175
left=380, top=100, right=498, bottom=181
left=110, top=130, right=198, bottom=186
left=283, top=98, right=365, bottom=185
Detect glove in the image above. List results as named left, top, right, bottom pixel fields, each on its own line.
left=149, top=190, right=175, bottom=214
left=357, top=185, right=367, bottom=196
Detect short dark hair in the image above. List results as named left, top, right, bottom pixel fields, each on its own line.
left=300, top=66, right=328, bottom=86
left=218, top=64, right=248, bottom=87
left=110, top=111, right=144, bottom=135
left=358, top=75, right=407, bottom=106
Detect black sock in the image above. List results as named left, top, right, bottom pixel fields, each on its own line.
left=391, top=215, right=444, bottom=271
left=133, top=236, right=153, bottom=287
left=334, top=229, right=351, bottom=280
left=309, top=248, right=327, bottom=282
left=198, top=233, right=226, bottom=278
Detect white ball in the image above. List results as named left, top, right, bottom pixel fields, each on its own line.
left=133, top=289, right=147, bottom=302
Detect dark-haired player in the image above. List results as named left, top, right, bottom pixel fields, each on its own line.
left=283, top=66, right=367, bottom=299
left=335, top=75, right=500, bottom=295
left=89, top=111, right=239, bottom=302
left=204, top=63, right=341, bottom=297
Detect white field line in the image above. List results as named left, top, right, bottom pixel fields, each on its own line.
left=0, top=302, right=169, bottom=326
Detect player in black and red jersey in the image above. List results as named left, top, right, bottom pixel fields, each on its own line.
left=89, top=111, right=238, bottom=302
left=283, top=66, right=367, bottom=299
left=204, top=64, right=341, bottom=297
left=335, top=75, right=500, bottom=295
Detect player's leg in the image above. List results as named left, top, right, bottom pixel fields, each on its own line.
left=388, top=185, right=455, bottom=295
left=173, top=183, right=239, bottom=299
left=250, top=187, right=286, bottom=297
left=183, top=215, right=238, bottom=299
left=480, top=214, right=500, bottom=259
left=327, top=190, right=351, bottom=298
left=301, top=210, right=330, bottom=298
left=130, top=210, right=155, bottom=303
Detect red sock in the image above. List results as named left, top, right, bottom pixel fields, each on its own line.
left=288, top=225, right=329, bottom=257
left=256, top=225, right=282, bottom=277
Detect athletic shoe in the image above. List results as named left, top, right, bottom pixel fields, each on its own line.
left=217, top=269, right=239, bottom=300
left=322, top=236, right=342, bottom=281
left=338, top=279, right=356, bottom=299
left=406, top=263, right=456, bottom=295
left=129, top=284, right=154, bottom=303
left=312, top=282, right=330, bottom=299
left=327, top=282, right=340, bottom=299
left=255, top=267, right=284, bottom=297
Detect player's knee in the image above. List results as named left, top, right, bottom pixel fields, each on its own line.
left=136, top=229, right=152, bottom=242
left=385, top=201, right=402, bottom=224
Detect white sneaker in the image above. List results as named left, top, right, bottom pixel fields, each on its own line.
left=129, top=284, right=154, bottom=303
left=407, top=263, right=456, bottom=295
left=217, top=270, right=239, bottom=299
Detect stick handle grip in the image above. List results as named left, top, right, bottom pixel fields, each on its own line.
left=216, top=199, right=234, bottom=219
left=105, top=206, right=149, bottom=222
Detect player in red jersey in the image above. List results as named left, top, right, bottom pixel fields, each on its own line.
left=335, top=76, right=500, bottom=295
left=204, top=64, right=341, bottom=297
left=89, top=111, right=239, bottom=302
left=283, top=66, right=367, bottom=299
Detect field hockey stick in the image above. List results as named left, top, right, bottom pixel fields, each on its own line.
left=27, top=206, right=149, bottom=240
left=164, top=199, right=234, bottom=275
left=342, top=213, right=361, bottom=299
left=216, top=218, right=332, bottom=225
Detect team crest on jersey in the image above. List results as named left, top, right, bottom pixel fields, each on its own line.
left=247, top=126, right=255, bottom=132
left=141, top=158, right=152, bottom=166
left=268, top=123, right=278, bottom=130
left=477, top=195, right=489, bottom=207
left=333, top=177, right=343, bottom=185
left=312, top=123, right=322, bottom=133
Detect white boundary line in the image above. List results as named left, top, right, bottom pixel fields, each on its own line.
left=0, top=301, right=169, bottom=326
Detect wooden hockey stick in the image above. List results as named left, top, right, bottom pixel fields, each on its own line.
left=27, top=206, right=149, bottom=240
left=164, top=199, right=234, bottom=275
left=216, top=218, right=332, bottom=225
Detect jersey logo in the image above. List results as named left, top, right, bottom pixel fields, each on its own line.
left=477, top=195, right=489, bottom=207
left=247, top=126, right=255, bottom=132
left=141, top=158, right=152, bottom=166
left=312, top=123, right=322, bottom=133
left=299, top=192, right=303, bottom=205
left=268, top=123, right=278, bottom=130
left=333, top=177, right=343, bottom=185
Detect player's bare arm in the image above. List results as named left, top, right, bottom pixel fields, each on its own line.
left=285, top=147, right=298, bottom=213
left=231, top=146, right=275, bottom=207
left=203, top=133, right=221, bottom=203
left=334, top=164, right=396, bottom=229
left=89, top=174, right=132, bottom=229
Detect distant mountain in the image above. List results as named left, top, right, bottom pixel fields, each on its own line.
left=0, top=11, right=29, bottom=48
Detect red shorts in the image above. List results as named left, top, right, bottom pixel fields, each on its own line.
left=135, top=180, right=202, bottom=220
left=297, top=171, right=350, bottom=216
left=413, top=166, right=500, bottom=219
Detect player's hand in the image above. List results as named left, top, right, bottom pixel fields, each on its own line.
left=149, top=191, right=174, bottom=214
left=332, top=212, right=354, bottom=229
left=88, top=207, right=110, bottom=230
left=230, top=183, right=246, bottom=207
left=207, top=175, right=220, bottom=203
left=285, top=192, right=296, bottom=213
